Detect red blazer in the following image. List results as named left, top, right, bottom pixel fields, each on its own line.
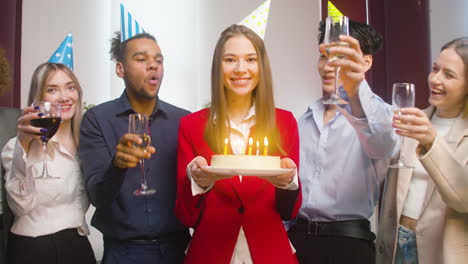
left=176, top=108, right=301, bottom=264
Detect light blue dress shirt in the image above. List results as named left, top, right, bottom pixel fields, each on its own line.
left=298, top=81, right=398, bottom=221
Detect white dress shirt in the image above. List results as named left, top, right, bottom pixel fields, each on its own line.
left=187, top=105, right=298, bottom=264
left=298, top=81, right=398, bottom=221
left=1, top=137, right=90, bottom=237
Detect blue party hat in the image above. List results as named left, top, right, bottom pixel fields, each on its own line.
left=48, top=33, right=74, bottom=70
left=120, top=3, right=145, bottom=42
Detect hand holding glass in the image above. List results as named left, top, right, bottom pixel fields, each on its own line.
left=30, top=102, right=61, bottom=179
left=322, top=15, right=350, bottom=105
left=389, top=83, right=415, bottom=169
left=128, top=113, right=156, bottom=196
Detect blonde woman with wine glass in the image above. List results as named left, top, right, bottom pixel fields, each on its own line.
left=377, top=37, right=468, bottom=264
left=1, top=62, right=95, bottom=264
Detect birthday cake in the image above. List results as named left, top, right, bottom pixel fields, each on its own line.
left=211, top=155, right=280, bottom=170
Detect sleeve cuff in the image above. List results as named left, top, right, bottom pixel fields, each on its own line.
left=417, top=135, right=439, bottom=159
left=187, top=159, right=213, bottom=195
left=275, top=168, right=299, bottom=190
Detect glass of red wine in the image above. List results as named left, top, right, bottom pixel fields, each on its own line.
left=30, top=101, right=61, bottom=179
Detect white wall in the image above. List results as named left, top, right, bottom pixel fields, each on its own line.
left=22, top=0, right=322, bottom=260
left=21, top=0, right=112, bottom=109
left=429, top=0, right=468, bottom=63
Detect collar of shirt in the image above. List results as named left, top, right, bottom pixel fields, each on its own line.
left=114, top=91, right=169, bottom=120
left=213, top=104, right=256, bottom=155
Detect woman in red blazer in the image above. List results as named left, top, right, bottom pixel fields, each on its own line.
left=175, top=25, right=301, bottom=264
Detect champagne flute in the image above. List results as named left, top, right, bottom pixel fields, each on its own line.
left=389, top=83, right=416, bottom=169
left=128, top=113, right=156, bottom=196
left=30, top=102, right=61, bottom=179
left=322, top=15, right=350, bottom=105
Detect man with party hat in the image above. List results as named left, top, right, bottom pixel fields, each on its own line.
left=79, top=3, right=190, bottom=264
left=48, top=33, right=74, bottom=70
left=287, top=2, right=398, bottom=263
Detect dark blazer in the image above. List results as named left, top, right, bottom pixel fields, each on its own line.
left=0, top=107, right=21, bottom=261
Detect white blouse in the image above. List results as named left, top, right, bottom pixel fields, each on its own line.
left=1, top=137, right=90, bottom=237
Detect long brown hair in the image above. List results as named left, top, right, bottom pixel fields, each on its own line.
left=205, top=24, right=284, bottom=155
left=28, top=62, right=83, bottom=144
left=440, top=37, right=468, bottom=118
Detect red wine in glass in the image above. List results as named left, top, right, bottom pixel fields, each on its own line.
left=30, top=117, right=61, bottom=142
left=31, top=102, right=61, bottom=179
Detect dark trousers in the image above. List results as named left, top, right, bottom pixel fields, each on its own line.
left=288, top=220, right=376, bottom=264
left=6, top=228, right=96, bottom=264
left=102, top=231, right=189, bottom=264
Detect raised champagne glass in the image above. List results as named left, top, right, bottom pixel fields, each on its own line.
left=322, top=15, right=350, bottom=105
left=30, top=101, right=61, bottom=179
left=389, top=83, right=416, bottom=169
left=128, top=113, right=156, bottom=196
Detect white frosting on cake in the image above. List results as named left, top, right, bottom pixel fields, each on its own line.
left=211, top=155, right=280, bottom=169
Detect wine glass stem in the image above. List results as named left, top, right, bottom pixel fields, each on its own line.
left=333, top=66, right=341, bottom=99
left=140, top=159, right=147, bottom=190
left=41, top=141, right=49, bottom=178
left=398, top=135, right=405, bottom=164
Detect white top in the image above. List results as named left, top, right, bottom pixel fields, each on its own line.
left=402, top=114, right=456, bottom=219
left=1, top=137, right=90, bottom=237
left=187, top=105, right=297, bottom=264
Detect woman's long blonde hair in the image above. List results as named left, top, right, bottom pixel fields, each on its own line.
left=27, top=62, right=83, bottom=144
left=205, top=24, right=284, bottom=155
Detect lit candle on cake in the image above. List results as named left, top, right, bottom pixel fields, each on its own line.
left=224, top=138, right=229, bottom=155
left=248, top=137, right=253, bottom=155
left=264, top=136, right=268, bottom=156
left=256, top=140, right=260, bottom=156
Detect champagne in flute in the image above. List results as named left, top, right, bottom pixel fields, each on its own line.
left=389, top=83, right=415, bottom=169
left=327, top=41, right=351, bottom=60
left=134, top=133, right=151, bottom=151
left=31, top=102, right=61, bottom=179
left=129, top=113, right=156, bottom=196
left=322, top=15, right=350, bottom=105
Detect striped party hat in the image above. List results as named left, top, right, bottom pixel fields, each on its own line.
left=48, top=33, right=74, bottom=70
left=120, top=3, right=145, bottom=42
left=239, top=0, right=271, bottom=40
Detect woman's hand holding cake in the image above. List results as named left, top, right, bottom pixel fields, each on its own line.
left=258, top=158, right=296, bottom=187
left=192, top=156, right=231, bottom=188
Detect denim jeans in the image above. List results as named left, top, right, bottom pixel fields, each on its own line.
left=395, top=225, right=418, bottom=264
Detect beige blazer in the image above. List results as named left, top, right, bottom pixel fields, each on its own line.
left=376, top=106, right=468, bottom=264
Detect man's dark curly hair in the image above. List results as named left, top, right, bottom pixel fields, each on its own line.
left=0, top=48, right=12, bottom=96
left=318, top=19, right=383, bottom=56
left=110, top=31, right=157, bottom=62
